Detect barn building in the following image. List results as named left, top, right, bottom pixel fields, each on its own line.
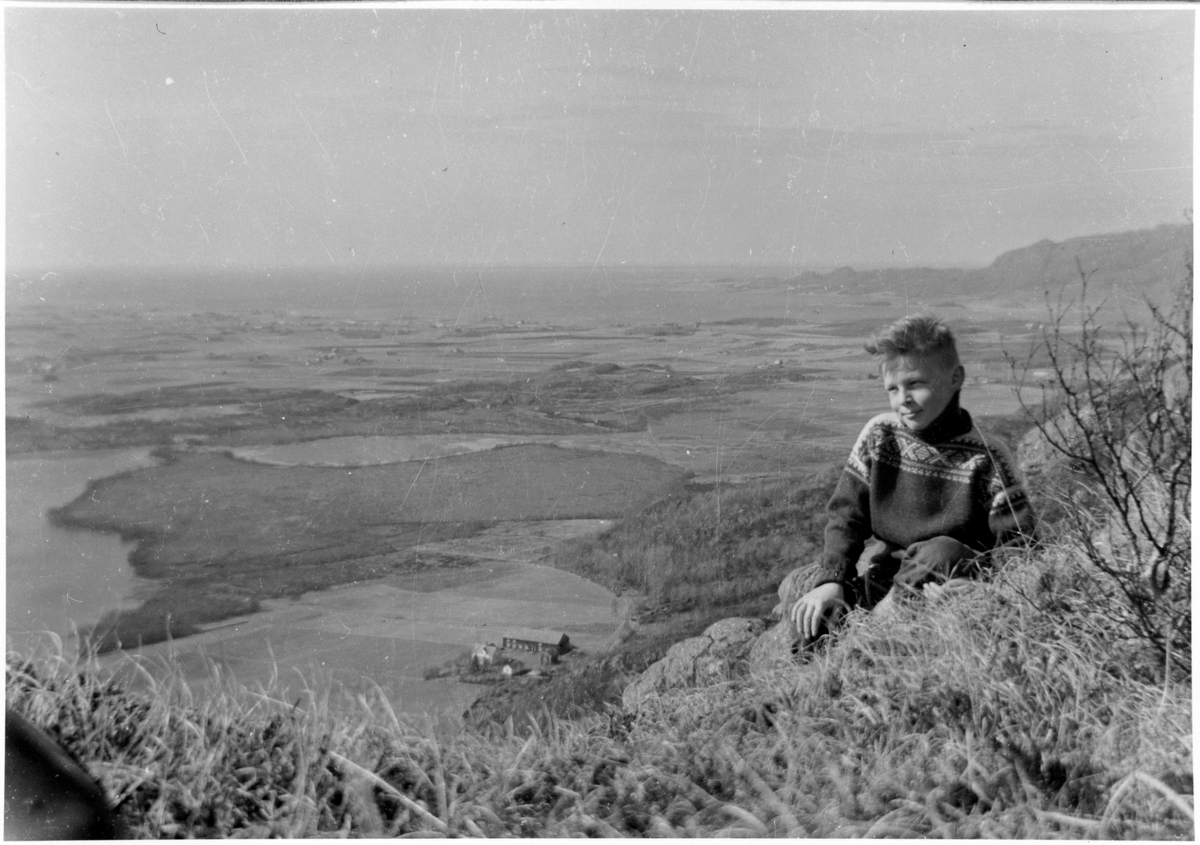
left=501, top=629, right=571, bottom=658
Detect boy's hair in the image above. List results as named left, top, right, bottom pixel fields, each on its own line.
left=865, top=314, right=961, bottom=370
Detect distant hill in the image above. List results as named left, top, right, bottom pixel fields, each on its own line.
left=788, top=223, right=1192, bottom=302
left=981, top=223, right=1192, bottom=295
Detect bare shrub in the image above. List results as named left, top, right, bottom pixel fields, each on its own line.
left=1008, top=257, right=1191, bottom=681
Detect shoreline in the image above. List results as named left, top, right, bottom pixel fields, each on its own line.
left=45, top=442, right=689, bottom=653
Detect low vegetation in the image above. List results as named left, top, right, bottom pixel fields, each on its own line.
left=546, top=467, right=840, bottom=619
left=7, top=272, right=1191, bottom=838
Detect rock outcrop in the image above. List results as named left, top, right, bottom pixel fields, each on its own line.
left=622, top=563, right=832, bottom=708
left=621, top=616, right=767, bottom=710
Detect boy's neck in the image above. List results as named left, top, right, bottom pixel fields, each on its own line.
left=910, top=391, right=969, bottom=442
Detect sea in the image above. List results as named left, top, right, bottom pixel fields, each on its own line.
left=9, top=262, right=841, bottom=327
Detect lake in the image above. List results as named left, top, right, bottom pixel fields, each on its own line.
left=6, top=449, right=156, bottom=653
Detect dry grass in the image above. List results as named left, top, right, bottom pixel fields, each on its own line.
left=623, top=546, right=1192, bottom=838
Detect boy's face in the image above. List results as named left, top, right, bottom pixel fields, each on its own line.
left=882, top=354, right=964, bottom=431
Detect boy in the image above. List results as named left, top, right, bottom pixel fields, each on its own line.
left=788, top=315, right=1036, bottom=650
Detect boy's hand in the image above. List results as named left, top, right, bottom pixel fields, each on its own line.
left=903, top=536, right=975, bottom=571
left=790, top=582, right=845, bottom=640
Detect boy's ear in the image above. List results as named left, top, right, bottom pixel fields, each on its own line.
left=951, top=364, right=965, bottom=389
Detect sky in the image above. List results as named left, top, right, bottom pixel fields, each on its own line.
left=5, top=4, right=1194, bottom=277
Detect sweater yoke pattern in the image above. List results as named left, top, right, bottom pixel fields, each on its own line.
left=846, top=418, right=1017, bottom=492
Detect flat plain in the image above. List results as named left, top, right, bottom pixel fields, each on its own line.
left=4, top=268, right=1066, bottom=710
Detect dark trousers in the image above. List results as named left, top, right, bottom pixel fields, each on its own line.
left=794, top=535, right=978, bottom=656
left=857, top=535, right=980, bottom=609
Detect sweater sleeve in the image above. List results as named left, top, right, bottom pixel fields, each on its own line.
left=982, top=439, right=1037, bottom=547
left=814, top=420, right=876, bottom=591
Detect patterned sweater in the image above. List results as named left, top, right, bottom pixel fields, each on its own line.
left=815, top=395, right=1035, bottom=606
